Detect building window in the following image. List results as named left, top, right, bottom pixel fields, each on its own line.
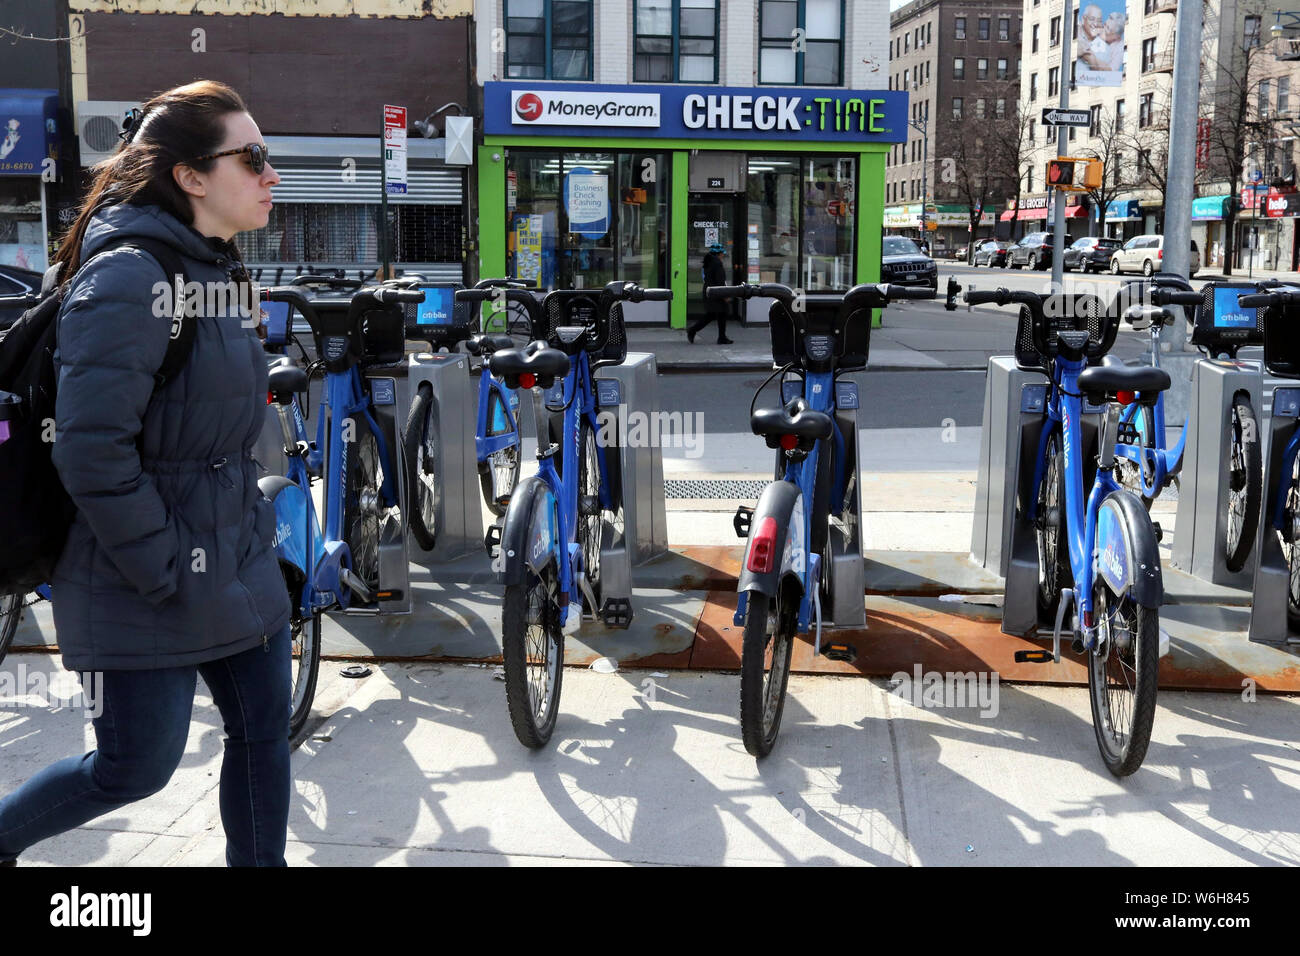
left=1048, top=66, right=1059, bottom=97
left=952, top=96, right=964, bottom=119
left=953, top=56, right=965, bottom=80
left=1030, top=72, right=1038, bottom=101
left=926, top=22, right=931, bottom=43
left=1114, top=152, right=1122, bottom=185
left=1281, top=76, right=1291, bottom=114
left=1032, top=24, right=1039, bottom=53
left=1144, top=0, right=1155, bottom=13
left=759, top=0, right=843, bottom=85
left=1089, top=104, right=1102, bottom=136
left=1116, top=98, right=1126, bottom=130
left=1245, top=15, right=1261, bottom=48
left=978, top=17, right=990, bottom=40
left=955, top=15, right=966, bottom=39
left=1029, top=119, right=1035, bottom=142
left=634, top=1, right=719, bottom=82
left=1068, top=125, right=1076, bottom=142
left=1139, top=92, right=1153, bottom=128
left=975, top=98, right=986, bottom=118
left=506, top=0, right=592, bottom=80
left=1141, top=37, right=1156, bottom=73
left=999, top=16, right=1011, bottom=40
left=995, top=97, right=1006, bottom=118
left=977, top=57, right=988, bottom=80
left=904, top=33, right=909, bottom=53
left=997, top=57, right=1008, bottom=80
left=1050, top=15, right=1060, bottom=47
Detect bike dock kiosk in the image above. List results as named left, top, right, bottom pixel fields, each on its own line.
left=1171, top=358, right=1263, bottom=588
left=407, top=351, right=484, bottom=562
left=1249, top=385, right=1300, bottom=645
left=363, top=366, right=414, bottom=614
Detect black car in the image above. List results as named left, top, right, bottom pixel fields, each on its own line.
left=1007, top=232, right=1073, bottom=270
left=880, top=236, right=938, bottom=289
left=1062, top=236, right=1123, bottom=273
left=0, top=264, right=42, bottom=333
left=972, top=240, right=1013, bottom=268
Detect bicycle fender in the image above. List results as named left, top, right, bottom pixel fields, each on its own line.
left=259, top=475, right=316, bottom=577
left=1096, top=489, right=1163, bottom=608
left=499, top=476, right=558, bottom=586
left=736, top=481, right=806, bottom=599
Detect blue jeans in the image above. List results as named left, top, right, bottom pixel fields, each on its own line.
left=0, top=624, right=291, bottom=867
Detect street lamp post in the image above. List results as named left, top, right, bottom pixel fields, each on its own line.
left=910, top=103, right=929, bottom=247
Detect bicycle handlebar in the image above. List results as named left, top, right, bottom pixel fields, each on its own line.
left=289, top=274, right=364, bottom=289
left=368, top=288, right=426, bottom=305
left=1237, top=290, right=1299, bottom=308
left=964, top=288, right=1041, bottom=308
left=1149, top=289, right=1201, bottom=307
left=472, top=277, right=528, bottom=290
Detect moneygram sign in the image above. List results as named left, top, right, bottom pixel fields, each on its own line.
left=486, top=82, right=905, bottom=143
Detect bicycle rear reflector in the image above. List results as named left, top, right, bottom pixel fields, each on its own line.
left=746, top=516, right=778, bottom=573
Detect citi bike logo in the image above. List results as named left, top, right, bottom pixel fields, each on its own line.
left=272, top=520, right=293, bottom=549
left=1099, top=540, right=1126, bottom=583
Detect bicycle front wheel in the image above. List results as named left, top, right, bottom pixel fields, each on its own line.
left=1036, top=431, right=1070, bottom=619
left=403, top=386, right=439, bottom=552
left=282, top=565, right=322, bottom=740
left=739, top=586, right=797, bottom=758
left=0, top=592, right=22, bottom=666
left=1283, top=453, right=1300, bottom=631
left=502, top=564, right=564, bottom=748
left=342, top=413, right=384, bottom=594
left=1223, top=393, right=1261, bottom=573
left=576, top=420, right=605, bottom=611
left=1088, top=580, right=1159, bottom=777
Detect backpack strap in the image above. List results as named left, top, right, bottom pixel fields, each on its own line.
left=100, top=236, right=196, bottom=389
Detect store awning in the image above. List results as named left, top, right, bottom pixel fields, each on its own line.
left=0, top=89, right=58, bottom=176
left=1105, top=199, right=1142, bottom=222
left=1191, top=195, right=1230, bottom=220
left=1000, top=204, right=1088, bottom=221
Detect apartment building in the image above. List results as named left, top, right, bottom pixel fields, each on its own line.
left=885, top=0, right=1021, bottom=253
left=474, top=1, right=897, bottom=328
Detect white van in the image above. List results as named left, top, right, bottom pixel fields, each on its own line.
left=1109, top=234, right=1201, bottom=277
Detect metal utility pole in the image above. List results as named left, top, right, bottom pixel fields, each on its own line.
left=1161, top=0, right=1204, bottom=350
left=1050, top=0, right=1076, bottom=291
left=911, top=105, right=929, bottom=244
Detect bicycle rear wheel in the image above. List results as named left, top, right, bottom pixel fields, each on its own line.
left=739, top=585, right=797, bottom=757
left=576, top=419, right=605, bottom=612
left=1223, top=394, right=1261, bottom=573
left=502, top=564, right=564, bottom=748
left=281, top=565, right=322, bottom=740
left=480, top=389, right=521, bottom=517
left=403, top=386, right=439, bottom=552
left=1114, top=405, right=1157, bottom=510
left=342, top=413, right=384, bottom=594
left=1283, top=454, right=1300, bottom=631
left=0, top=592, right=22, bottom=666
left=1088, top=580, right=1159, bottom=776
left=1036, top=431, right=1070, bottom=619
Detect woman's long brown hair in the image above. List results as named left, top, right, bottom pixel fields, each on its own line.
left=55, top=80, right=249, bottom=275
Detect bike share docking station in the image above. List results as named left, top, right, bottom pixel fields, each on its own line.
left=533, top=349, right=669, bottom=626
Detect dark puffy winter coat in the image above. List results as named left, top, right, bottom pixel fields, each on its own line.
left=50, top=202, right=289, bottom=670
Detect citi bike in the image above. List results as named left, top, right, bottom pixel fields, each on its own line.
left=466, top=280, right=670, bottom=748
left=259, top=282, right=424, bottom=737
left=403, top=278, right=534, bottom=551
left=707, top=281, right=934, bottom=758
left=1108, top=277, right=1262, bottom=573
left=964, top=285, right=1166, bottom=776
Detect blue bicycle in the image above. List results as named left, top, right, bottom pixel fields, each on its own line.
left=259, top=282, right=424, bottom=737
left=708, top=281, right=933, bottom=757
left=1109, top=278, right=1262, bottom=573
left=485, top=280, right=669, bottom=748
left=966, top=286, right=1164, bottom=776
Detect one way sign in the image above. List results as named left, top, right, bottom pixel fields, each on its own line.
left=1042, top=108, right=1090, bottom=127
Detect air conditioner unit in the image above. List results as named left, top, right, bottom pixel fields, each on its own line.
left=75, top=100, right=139, bottom=167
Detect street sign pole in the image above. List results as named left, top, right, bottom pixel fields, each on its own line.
left=1050, top=0, right=1075, bottom=292
left=1162, top=0, right=1204, bottom=352
left=379, top=121, right=389, bottom=279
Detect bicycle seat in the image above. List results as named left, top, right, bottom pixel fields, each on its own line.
left=267, top=360, right=307, bottom=403
left=751, top=396, right=834, bottom=451
left=1077, top=363, right=1171, bottom=405
left=1124, top=304, right=1175, bottom=329
left=489, top=340, right=570, bottom=389
left=466, top=333, right=515, bottom=356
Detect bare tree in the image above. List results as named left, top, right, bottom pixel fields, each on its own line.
left=1077, top=106, right=1132, bottom=237
left=986, top=103, right=1035, bottom=247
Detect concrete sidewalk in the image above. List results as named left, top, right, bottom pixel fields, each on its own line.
left=3, top=655, right=1297, bottom=866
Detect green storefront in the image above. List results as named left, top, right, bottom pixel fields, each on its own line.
left=478, top=82, right=905, bottom=328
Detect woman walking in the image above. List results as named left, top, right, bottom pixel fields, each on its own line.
left=0, top=80, right=292, bottom=867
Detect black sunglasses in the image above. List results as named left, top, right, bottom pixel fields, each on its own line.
left=186, top=143, right=271, bottom=175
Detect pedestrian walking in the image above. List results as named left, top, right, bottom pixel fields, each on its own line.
left=0, top=80, right=292, bottom=867
left=687, top=242, right=734, bottom=344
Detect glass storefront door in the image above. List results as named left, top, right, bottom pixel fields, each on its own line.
left=686, top=192, right=744, bottom=323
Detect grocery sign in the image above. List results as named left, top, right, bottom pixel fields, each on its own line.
left=486, top=82, right=907, bottom=143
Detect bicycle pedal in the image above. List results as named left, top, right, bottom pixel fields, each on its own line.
left=1070, top=636, right=1086, bottom=655
left=821, top=641, right=856, bottom=663
left=1014, top=649, right=1054, bottom=664
left=1151, top=521, right=1163, bottom=543
left=601, top=597, right=633, bottom=629
left=484, top=523, right=503, bottom=557
left=734, top=505, right=754, bottom=539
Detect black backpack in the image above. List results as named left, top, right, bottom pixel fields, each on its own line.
left=0, top=237, right=196, bottom=594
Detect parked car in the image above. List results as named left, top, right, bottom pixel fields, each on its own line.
left=972, top=240, right=1013, bottom=268
left=1109, top=234, right=1201, bottom=277
left=954, top=243, right=970, bottom=261
left=1007, top=232, right=1073, bottom=270
left=881, top=235, right=938, bottom=289
left=1062, top=236, right=1123, bottom=273
left=0, top=264, right=42, bottom=333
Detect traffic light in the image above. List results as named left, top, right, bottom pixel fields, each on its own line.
left=1047, top=159, right=1076, bottom=187
left=1081, top=159, right=1103, bottom=189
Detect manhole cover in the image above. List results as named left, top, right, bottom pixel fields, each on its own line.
left=665, top=479, right=770, bottom=499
